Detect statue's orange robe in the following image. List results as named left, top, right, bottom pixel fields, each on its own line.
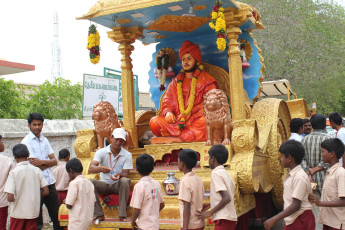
left=150, top=71, right=218, bottom=142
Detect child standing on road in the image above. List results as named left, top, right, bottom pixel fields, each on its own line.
left=309, top=138, right=345, bottom=230
left=0, top=134, right=15, bottom=229
left=264, top=140, right=315, bottom=230
left=178, top=149, right=205, bottom=230
left=130, top=153, right=165, bottom=230
left=53, top=149, right=70, bottom=204
left=65, top=158, right=95, bottom=230
left=5, top=144, right=48, bottom=230
left=197, top=144, right=237, bottom=229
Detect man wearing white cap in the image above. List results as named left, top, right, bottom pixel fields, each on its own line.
left=89, top=128, right=133, bottom=223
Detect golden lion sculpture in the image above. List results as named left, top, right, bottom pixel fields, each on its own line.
left=203, top=89, right=233, bottom=146
left=92, top=101, right=133, bottom=149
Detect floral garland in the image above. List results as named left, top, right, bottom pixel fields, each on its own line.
left=176, top=64, right=204, bottom=128
left=209, top=1, right=227, bottom=51
left=86, top=24, right=100, bottom=64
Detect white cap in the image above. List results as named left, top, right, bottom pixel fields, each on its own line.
left=112, top=128, right=127, bottom=141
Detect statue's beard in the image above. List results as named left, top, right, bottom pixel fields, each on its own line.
left=183, top=63, right=198, bottom=73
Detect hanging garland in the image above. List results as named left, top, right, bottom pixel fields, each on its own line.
left=209, top=1, right=227, bottom=51
left=86, top=24, right=100, bottom=64
left=176, top=64, right=204, bottom=128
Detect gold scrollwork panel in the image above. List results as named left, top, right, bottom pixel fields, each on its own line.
left=230, top=119, right=261, bottom=193
left=251, top=98, right=291, bottom=210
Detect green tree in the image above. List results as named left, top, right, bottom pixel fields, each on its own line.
left=27, top=77, right=83, bottom=119
left=243, top=0, right=345, bottom=114
left=0, top=78, right=28, bottom=118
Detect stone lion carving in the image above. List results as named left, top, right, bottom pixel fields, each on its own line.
left=93, top=101, right=133, bottom=150
left=203, top=89, right=233, bottom=146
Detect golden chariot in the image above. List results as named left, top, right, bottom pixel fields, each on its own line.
left=59, top=0, right=310, bottom=229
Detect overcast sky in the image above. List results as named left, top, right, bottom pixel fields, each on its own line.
left=0, top=0, right=155, bottom=92
left=0, top=0, right=343, bottom=93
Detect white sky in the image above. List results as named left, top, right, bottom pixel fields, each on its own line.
left=0, top=0, right=155, bottom=92
left=0, top=0, right=343, bottom=94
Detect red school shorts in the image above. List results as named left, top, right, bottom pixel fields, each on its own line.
left=214, top=219, right=236, bottom=230
left=10, top=217, right=37, bottom=230
left=283, top=210, right=315, bottom=230
left=0, top=206, right=8, bottom=230
left=57, top=190, right=68, bottom=205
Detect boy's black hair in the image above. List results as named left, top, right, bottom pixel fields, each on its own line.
left=303, top=118, right=310, bottom=124
left=13, top=144, right=29, bottom=158
left=0, top=134, right=2, bottom=139
left=310, top=113, right=326, bottom=130
left=279, top=140, right=305, bottom=165
left=59, top=149, right=70, bottom=159
left=28, top=113, right=44, bottom=124
left=136, top=153, right=154, bottom=176
left=208, top=144, right=228, bottom=165
left=290, top=118, right=304, bottom=133
left=178, top=149, right=198, bottom=169
left=321, top=138, right=345, bottom=159
left=66, top=158, right=83, bottom=173
left=329, top=112, right=343, bottom=126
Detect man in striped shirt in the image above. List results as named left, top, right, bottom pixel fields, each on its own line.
left=302, top=113, right=330, bottom=230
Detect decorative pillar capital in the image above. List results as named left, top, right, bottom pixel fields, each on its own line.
left=107, top=26, right=143, bottom=45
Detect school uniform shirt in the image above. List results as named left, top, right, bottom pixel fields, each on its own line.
left=93, top=145, right=133, bottom=185
left=283, top=165, right=313, bottom=225
left=178, top=171, right=205, bottom=229
left=318, top=163, right=345, bottom=229
left=53, top=161, right=69, bottom=191
left=210, top=165, right=237, bottom=222
left=130, top=175, right=164, bottom=230
left=65, top=175, right=95, bottom=230
left=4, top=161, right=47, bottom=219
left=0, top=154, right=15, bottom=208
left=22, top=131, right=56, bottom=185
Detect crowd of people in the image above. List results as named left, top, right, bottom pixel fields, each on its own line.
left=0, top=111, right=345, bottom=230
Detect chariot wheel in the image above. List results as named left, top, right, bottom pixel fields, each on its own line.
left=250, top=98, right=291, bottom=210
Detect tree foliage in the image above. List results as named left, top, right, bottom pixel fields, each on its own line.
left=243, top=0, right=345, bottom=115
left=0, top=78, right=28, bottom=119
left=0, top=77, right=82, bottom=119
left=28, top=78, right=83, bottom=119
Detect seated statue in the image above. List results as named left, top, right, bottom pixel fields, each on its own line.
left=150, top=41, right=218, bottom=143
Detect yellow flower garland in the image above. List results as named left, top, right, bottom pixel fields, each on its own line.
left=87, top=24, right=100, bottom=64
left=209, top=1, right=227, bottom=51
left=176, top=65, right=204, bottom=128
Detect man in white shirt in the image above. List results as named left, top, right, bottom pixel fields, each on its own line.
left=21, top=113, right=62, bottom=230
left=89, top=128, right=133, bottom=223
left=289, top=118, right=304, bottom=142
left=329, top=112, right=345, bottom=167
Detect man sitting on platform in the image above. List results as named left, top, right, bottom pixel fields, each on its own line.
left=89, top=128, right=132, bottom=223
left=150, top=41, right=218, bottom=143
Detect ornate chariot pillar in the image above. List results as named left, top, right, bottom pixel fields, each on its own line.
left=224, top=7, right=252, bottom=121
left=107, top=26, right=143, bottom=148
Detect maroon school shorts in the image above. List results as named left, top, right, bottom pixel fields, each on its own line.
left=283, top=210, right=315, bottom=230
left=0, top=206, right=8, bottom=230
left=214, top=219, right=236, bottom=230
left=10, top=217, right=37, bottom=230
left=57, top=190, right=68, bottom=205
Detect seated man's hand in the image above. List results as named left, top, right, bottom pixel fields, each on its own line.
left=111, top=173, right=120, bottom=181
left=165, top=112, right=176, bottom=124
left=100, top=166, right=111, bottom=174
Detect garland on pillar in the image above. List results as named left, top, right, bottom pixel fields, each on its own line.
left=209, top=1, right=227, bottom=51
left=86, top=24, right=100, bottom=64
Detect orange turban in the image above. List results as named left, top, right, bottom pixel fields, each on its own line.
left=179, top=41, right=202, bottom=63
